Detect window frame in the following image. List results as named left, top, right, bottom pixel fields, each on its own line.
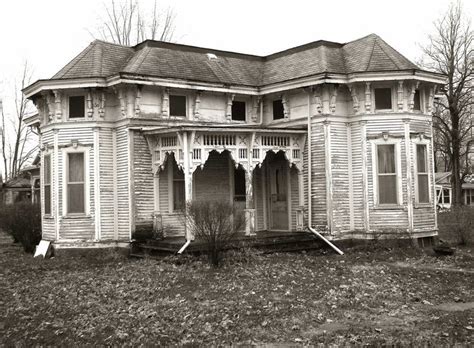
left=413, top=89, right=422, bottom=112
left=62, top=146, right=90, bottom=216
left=371, top=138, right=402, bottom=207
left=68, top=95, right=86, bottom=119
left=373, top=87, right=394, bottom=112
left=167, top=154, right=185, bottom=212
left=169, top=95, right=187, bottom=118
left=43, top=153, right=52, bottom=216
left=412, top=138, right=432, bottom=206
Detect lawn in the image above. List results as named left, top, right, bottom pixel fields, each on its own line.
left=0, top=238, right=473, bottom=346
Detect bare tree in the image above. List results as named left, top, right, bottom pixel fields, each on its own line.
left=0, top=62, right=38, bottom=180
left=422, top=1, right=474, bottom=205
left=95, top=0, right=176, bottom=45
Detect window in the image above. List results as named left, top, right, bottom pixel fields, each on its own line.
left=466, top=189, right=474, bottom=205
left=173, top=162, right=185, bottom=210
left=413, top=89, right=421, bottom=111
left=69, top=96, right=85, bottom=118
left=170, top=95, right=187, bottom=117
left=374, top=88, right=392, bottom=110
left=44, top=155, right=52, bottom=215
left=273, top=99, right=284, bottom=120
left=234, top=168, right=246, bottom=201
left=232, top=101, right=246, bottom=121
left=67, top=153, right=85, bottom=214
left=442, top=189, right=450, bottom=204
left=416, top=144, right=429, bottom=203
left=377, top=144, right=397, bottom=204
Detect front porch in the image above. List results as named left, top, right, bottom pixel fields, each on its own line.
left=142, top=126, right=307, bottom=239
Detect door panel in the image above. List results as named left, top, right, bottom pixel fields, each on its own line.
left=269, top=161, right=289, bottom=230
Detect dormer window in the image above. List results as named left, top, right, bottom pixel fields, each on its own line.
left=374, top=88, right=392, bottom=110
left=413, top=89, right=421, bottom=111
left=170, top=95, right=187, bottom=117
left=273, top=99, right=284, bottom=120
left=231, top=101, right=246, bottom=121
left=69, top=96, right=85, bottom=118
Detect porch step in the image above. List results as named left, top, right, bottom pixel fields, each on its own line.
left=130, top=231, right=327, bottom=257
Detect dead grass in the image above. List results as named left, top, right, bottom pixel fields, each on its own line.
left=0, top=240, right=473, bottom=346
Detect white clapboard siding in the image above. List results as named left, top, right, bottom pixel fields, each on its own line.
left=133, top=132, right=154, bottom=229
left=330, top=122, right=350, bottom=232
left=99, top=128, right=116, bottom=240
left=58, top=128, right=94, bottom=145
left=194, top=151, right=231, bottom=202
left=159, top=165, right=169, bottom=213
left=162, top=213, right=185, bottom=237
left=310, top=120, right=327, bottom=227
left=116, top=126, right=130, bottom=239
left=351, top=123, right=364, bottom=230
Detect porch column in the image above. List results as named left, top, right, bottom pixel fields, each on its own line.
left=183, top=132, right=193, bottom=240
left=296, top=170, right=304, bottom=231
left=244, top=169, right=256, bottom=236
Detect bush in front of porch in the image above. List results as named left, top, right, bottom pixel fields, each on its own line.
left=186, top=199, right=245, bottom=267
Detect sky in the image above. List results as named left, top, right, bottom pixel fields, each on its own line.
left=0, top=0, right=473, bottom=177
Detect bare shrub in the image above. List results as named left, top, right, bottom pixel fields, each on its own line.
left=0, top=202, right=41, bottom=253
left=438, top=206, right=474, bottom=246
left=186, top=200, right=245, bottom=267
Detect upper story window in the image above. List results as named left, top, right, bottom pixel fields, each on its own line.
left=69, top=96, right=85, bottom=118
left=67, top=152, right=85, bottom=214
left=232, top=101, right=246, bottom=121
left=374, top=88, right=392, bottom=110
left=377, top=144, right=398, bottom=205
left=43, top=154, right=51, bottom=215
left=413, top=89, right=421, bottom=111
left=416, top=144, right=429, bottom=203
left=170, top=95, right=187, bottom=117
left=273, top=99, right=284, bottom=120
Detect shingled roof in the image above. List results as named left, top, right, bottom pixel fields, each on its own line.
left=50, top=33, right=420, bottom=87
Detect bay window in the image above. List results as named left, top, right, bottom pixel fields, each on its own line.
left=377, top=144, right=398, bottom=205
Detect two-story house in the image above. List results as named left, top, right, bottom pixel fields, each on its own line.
left=24, top=33, right=445, bottom=248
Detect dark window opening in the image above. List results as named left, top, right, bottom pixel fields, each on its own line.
left=234, top=168, right=246, bottom=201
left=413, top=89, right=421, bottom=111
left=69, top=96, right=85, bottom=118
left=170, top=95, right=187, bottom=117
left=273, top=99, right=284, bottom=120
left=374, top=88, right=392, bottom=110
left=232, top=101, right=246, bottom=121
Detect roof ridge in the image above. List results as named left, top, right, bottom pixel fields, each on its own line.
left=133, top=46, right=152, bottom=73
left=343, top=33, right=378, bottom=46
left=53, top=42, right=96, bottom=79
left=92, top=39, right=132, bottom=48
left=365, top=36, right=377, bottom=71
left=373, top=37, right=401, bottom=69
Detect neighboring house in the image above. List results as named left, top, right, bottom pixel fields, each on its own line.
left=1, top=158, right=40, bottom=206
left=435, top=172, right=452, bottom=210
left=23, top=34, right=445, bottom=248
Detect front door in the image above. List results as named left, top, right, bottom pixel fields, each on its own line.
left=269, top=160, right=289, bottom=230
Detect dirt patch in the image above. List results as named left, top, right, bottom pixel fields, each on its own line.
left=435, top=302, right=474, bottom=312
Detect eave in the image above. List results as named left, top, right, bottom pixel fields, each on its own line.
left=139, top=124, right=307, bottom=136
left=23, top=68, right=446, bottom=99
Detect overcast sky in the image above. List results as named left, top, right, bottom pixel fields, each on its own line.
left=0, top=0, right=473, bottom=176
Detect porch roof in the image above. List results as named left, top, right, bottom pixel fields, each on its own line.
left=139, top=124, right=307, bottom=136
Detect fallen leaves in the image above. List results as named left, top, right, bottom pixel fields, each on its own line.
left=0, top=244, right=472, bottom=346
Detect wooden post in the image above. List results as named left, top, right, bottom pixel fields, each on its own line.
left=183, top=132, right=193, bottom=240
left=244, top=168, right=256, bottom=236
left=404, top=119, right=414, bottom=232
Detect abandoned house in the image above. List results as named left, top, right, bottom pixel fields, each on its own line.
left=23, top=33, right=445, bottom=248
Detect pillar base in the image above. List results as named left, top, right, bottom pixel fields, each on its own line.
left=244, top=208, right=256, bottom=236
